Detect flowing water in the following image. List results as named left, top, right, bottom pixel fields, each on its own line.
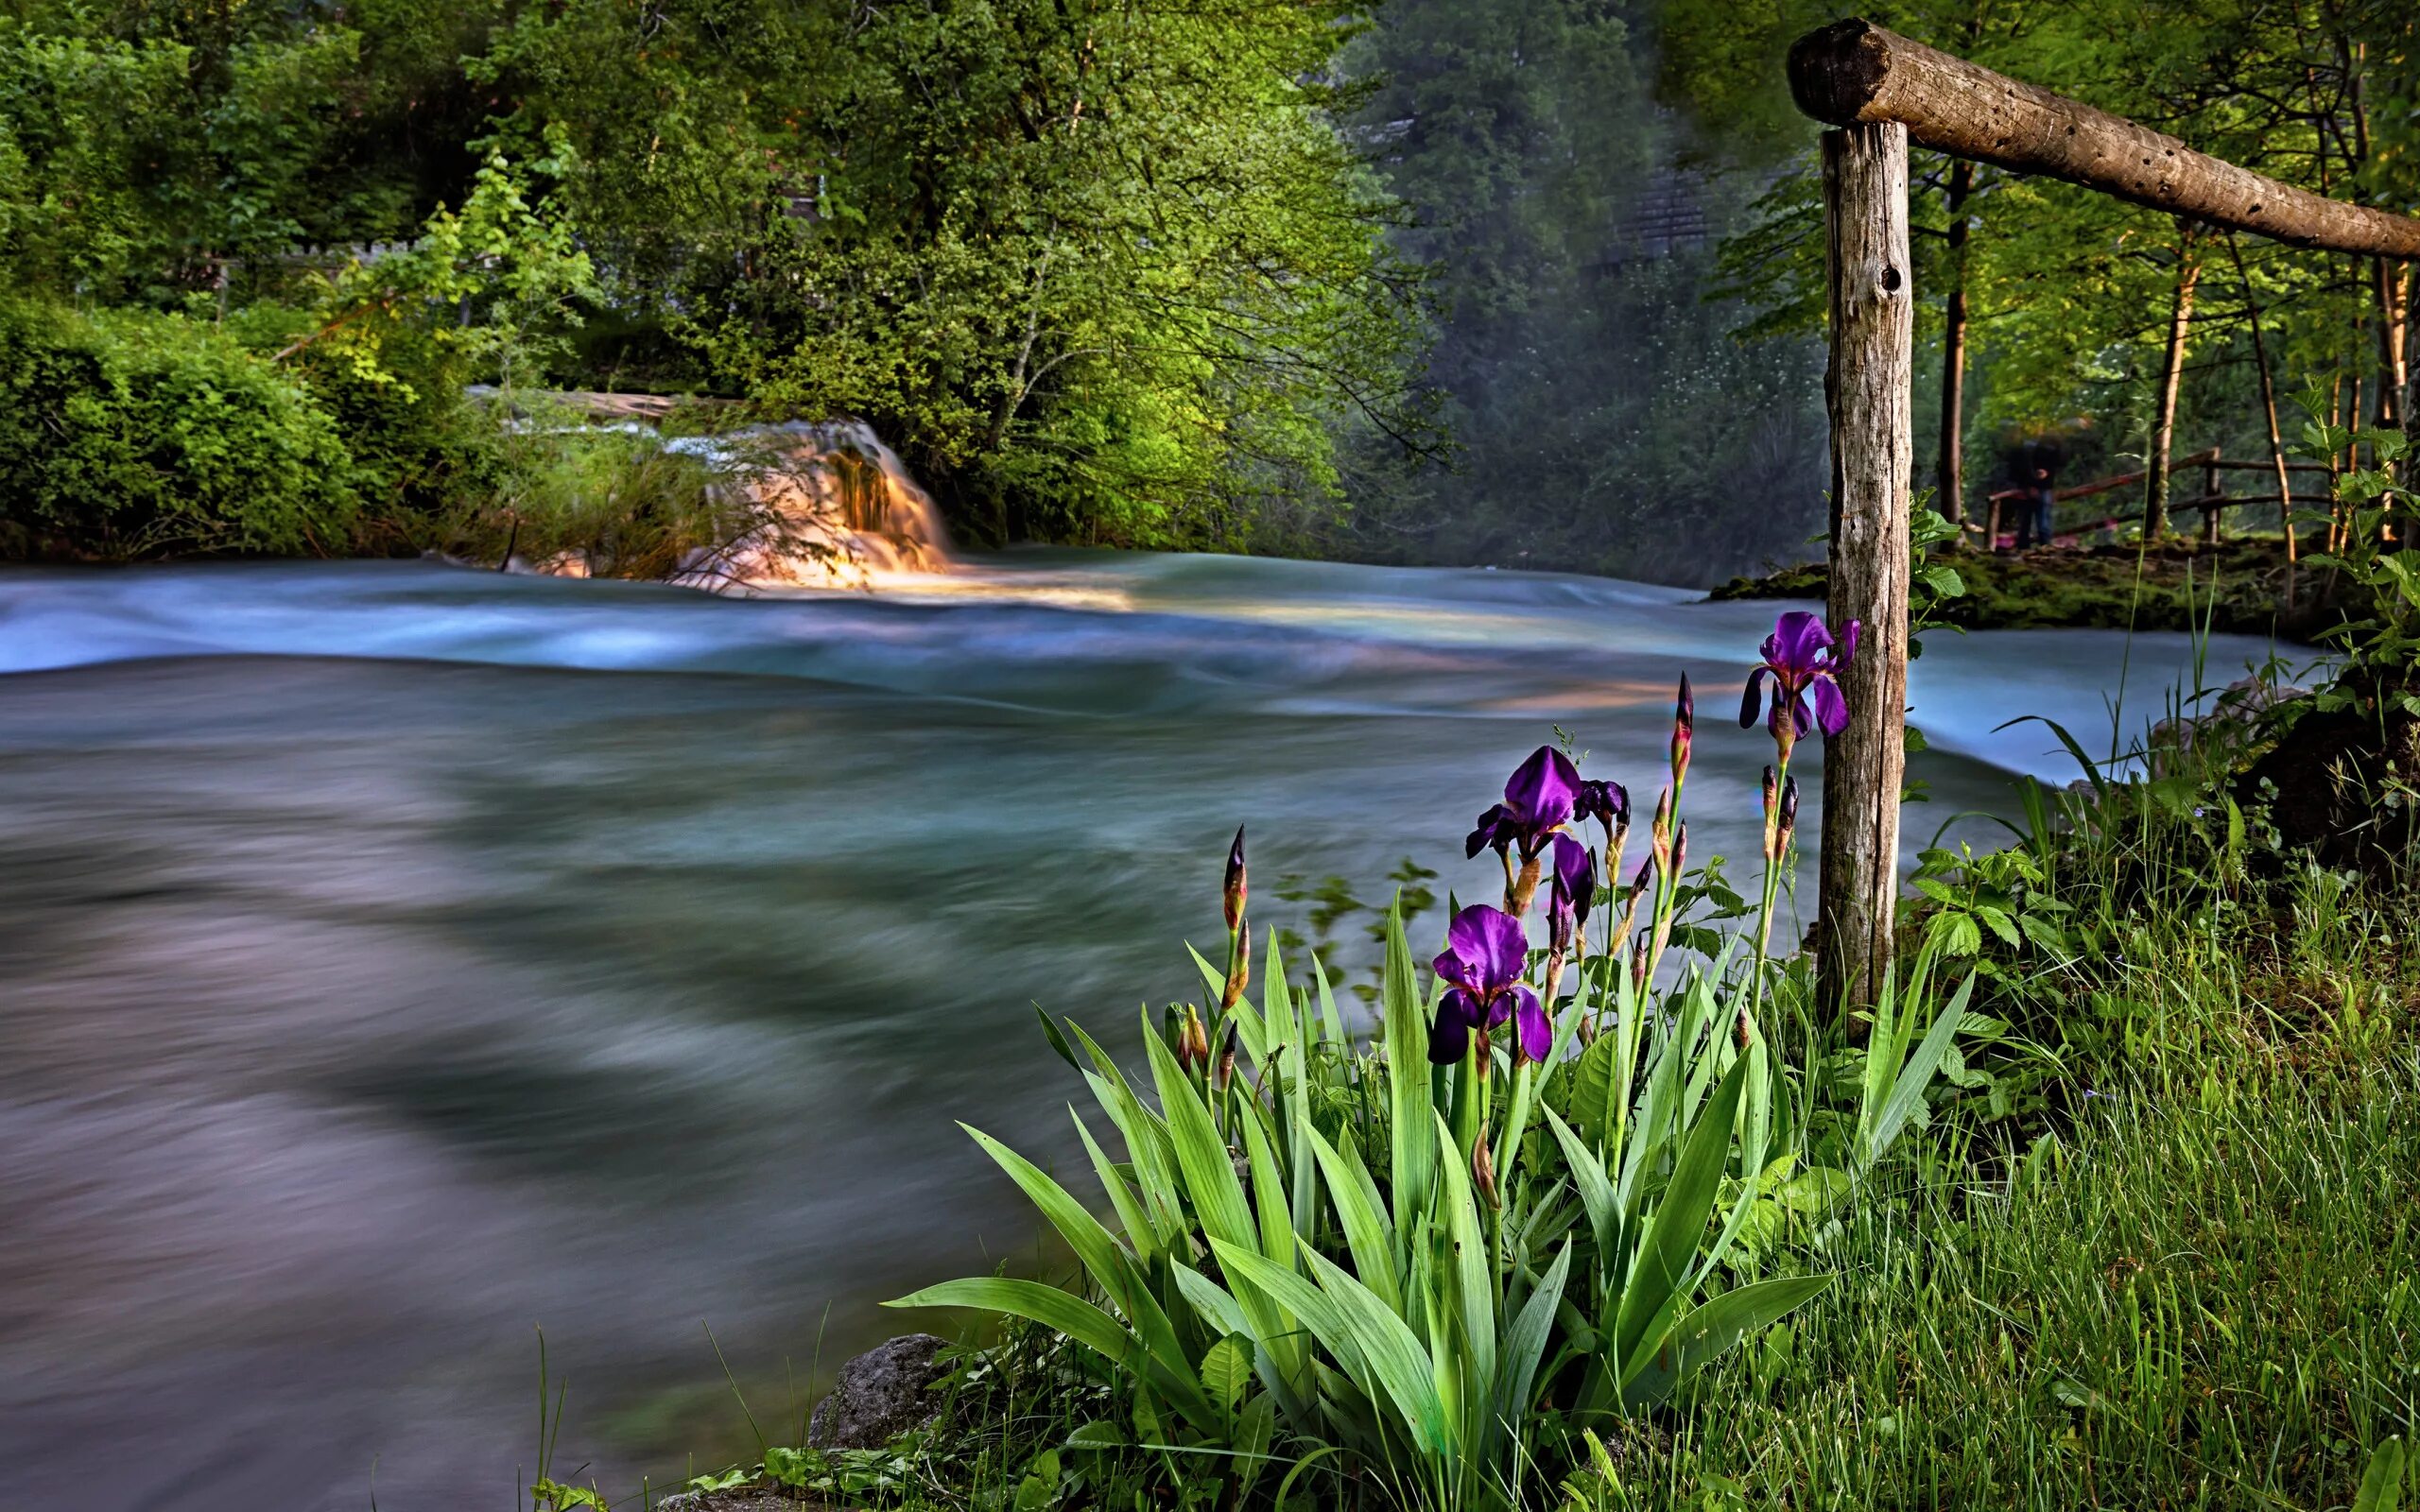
left=0, top=552, right=2292, bottom=1511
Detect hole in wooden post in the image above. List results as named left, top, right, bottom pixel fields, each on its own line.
left=1881, top=266, right=1903, bottom=292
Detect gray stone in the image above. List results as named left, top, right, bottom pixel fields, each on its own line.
left=804, top=1332, right=952, bottom=1450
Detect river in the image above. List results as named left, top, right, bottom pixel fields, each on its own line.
left=0, top=551, right=2292, bottom=1510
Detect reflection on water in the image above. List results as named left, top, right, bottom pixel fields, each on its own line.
left=0, top=552, right=2292, bottom=1510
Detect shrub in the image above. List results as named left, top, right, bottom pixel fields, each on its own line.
left=890, top=642, right=1975, bottom=1509
left=0, top=299, right=358, bottom=558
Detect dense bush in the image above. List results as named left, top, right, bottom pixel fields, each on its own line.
left=0, top=300, right=359, bottom=558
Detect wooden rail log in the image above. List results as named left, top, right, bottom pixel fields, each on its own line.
left=1788, top=20, right=2420, bottom=259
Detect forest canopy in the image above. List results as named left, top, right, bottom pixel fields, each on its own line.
left=0, top=0, right=2411, bottom=580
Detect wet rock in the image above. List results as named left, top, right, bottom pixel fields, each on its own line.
left=655, top=1488, right=832, bottom=1512
left=805, top=1332, right=952, bottom=1450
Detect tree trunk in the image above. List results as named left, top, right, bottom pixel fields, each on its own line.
left=2376, top=259, right=2408, bottom=430
left=2145, top=228, right=2201, bottom=539
left=1818, top=123, right=1913, bottom=1022
left=1937, top=158, right=1974, bottom=533
left=2225, top=234, right=2297, bottom=590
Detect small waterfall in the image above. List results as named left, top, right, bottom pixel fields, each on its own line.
left=493, top=392, right=954, bottom=592
left=669, top=420, right=955, bottom=593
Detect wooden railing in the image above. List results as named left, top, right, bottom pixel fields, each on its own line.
left=1975, top=448, right=2335, bottom=544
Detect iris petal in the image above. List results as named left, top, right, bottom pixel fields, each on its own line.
left=1510, top=987, right=1551, bottom=1064
left=1440, top=903, right=1529, bottom=994
left=1550, top=833, right=1596, bottom=919
left=1770, top=610, right=1830, bottom=674
left=1427, top=1007, right=1472, bottom=1064
left=1812, top=677, right=1849, bottom=736
left=1465, top=803, right=1513, bottom=859
left=1738, top=667, right=1767, bottom=729
left=1502, top=746, right=1581, bottom=833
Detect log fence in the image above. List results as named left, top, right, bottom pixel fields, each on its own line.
left=1785, top=18, right=2420, bottom=1016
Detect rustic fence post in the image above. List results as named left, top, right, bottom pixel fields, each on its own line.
left=1817, top=122, right=1913, bottom=1020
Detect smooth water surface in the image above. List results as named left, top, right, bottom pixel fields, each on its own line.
left=0, top=552, right=2292, bottom=1510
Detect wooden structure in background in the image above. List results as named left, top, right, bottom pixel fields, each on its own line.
left=1786, top=18, right=2420, bottom=1014
left=1979, top=448, right=2334, bottom=545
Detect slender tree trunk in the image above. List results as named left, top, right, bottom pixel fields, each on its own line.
left=2145, top=224, right=2202, bottom=539
left=1817, top=123, right=1913, bottom=1023
left=2377, top=259, right=2409, bottom=431
left=2227, top=234, right=2298, bottom=592
left=1937, top=159, right=1974, bottom=535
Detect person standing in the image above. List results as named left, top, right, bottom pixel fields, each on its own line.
left=2011, top=436, right=2064, bottom=550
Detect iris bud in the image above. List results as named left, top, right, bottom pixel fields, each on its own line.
left=1473, top=1123, right=1500, bottom=1210
left=1222, top=825, right=1247, bottom=933
left=1670, top=674, right=1694, bottom=781
left=1777, top=777, right=1800, bottom=855
left=1221, top=918, right=1251, bottom=1011
left=1761, top=765, right=1780, bottom=863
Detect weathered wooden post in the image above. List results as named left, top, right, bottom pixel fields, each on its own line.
left=1787, top=15, right=2420, bottom=1017
left=1812, top=122, right=1912, bottom=1016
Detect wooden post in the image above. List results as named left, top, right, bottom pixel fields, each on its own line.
left=2202, top=454, right=2222, bottom=544
left=1818, top=123, right=1913, bottom=1019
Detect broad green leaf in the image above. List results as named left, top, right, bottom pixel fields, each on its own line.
left=1616, top=1049, right=1752, bottom=1377
left=1143, top=1025, right=1260, bottom=1259
left=1034, top=1005, right=1080, bottom=1072
left=1311, top=954, right=1347, bottom=1046
left=1382, top=902, right=1437, bottom=1225
left=1215, top=1238, right=1452, bottom=1458
left=2354, top=1436, right=2406, bottom=1512
left=887, top=1278, right=1200, bottom=1422
left=1620, top=1274, right=1831, bottom=1407
left=1431, top=1110, right=1496, bottom=1408
left=1861, top=971, right=1977, bottom=1171
left=1490, top=1240, right=1572, bottom=1452
left=1070, top=1108, right=1158, bottom=1265
left=1543, top=1106, right=1617, bottom=1261
left=1300, top=1121, right=1402, bottom=1313
left=1237, top=1098, right=1296, bottom=1272
left=1199, top=1333, right=1253, bottom=1413
left=1170, top=1263, right=1251, bottom=1339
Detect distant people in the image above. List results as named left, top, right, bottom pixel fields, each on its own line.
left=2009, top=436, right=2064, bottom=551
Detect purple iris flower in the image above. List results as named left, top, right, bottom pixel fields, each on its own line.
left=1574, top=778, right=1628, bottom=830
left=1465, top=746, right=1582, bottom=861
left=1547, top=833, right=1596, bottom=954
left=1739, top=611, right=1860, bottom=745
left=1429, top=904, right=1549, bottom=1065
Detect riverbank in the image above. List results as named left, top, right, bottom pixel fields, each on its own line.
left=616, top=645, right=2418, bottom=1512
left=1713, top=535, right=2350, bottom=643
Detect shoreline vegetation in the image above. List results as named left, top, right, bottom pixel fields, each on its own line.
left=1711, top=535, right=2357, bottom=643
left=543, top=592, right=2417, bottom=1512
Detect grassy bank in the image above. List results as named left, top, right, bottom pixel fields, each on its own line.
left=1712, top=535, right=2354, bottom=643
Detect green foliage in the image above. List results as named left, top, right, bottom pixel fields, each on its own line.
left=0, top=299, right=358, bottom=558
left=493, top=0, right=1432, bottom=549
left=893, top=847, right=1978, bottom=1505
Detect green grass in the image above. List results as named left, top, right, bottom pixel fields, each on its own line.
left=1582, top=1050, right=2418, bottom=1511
